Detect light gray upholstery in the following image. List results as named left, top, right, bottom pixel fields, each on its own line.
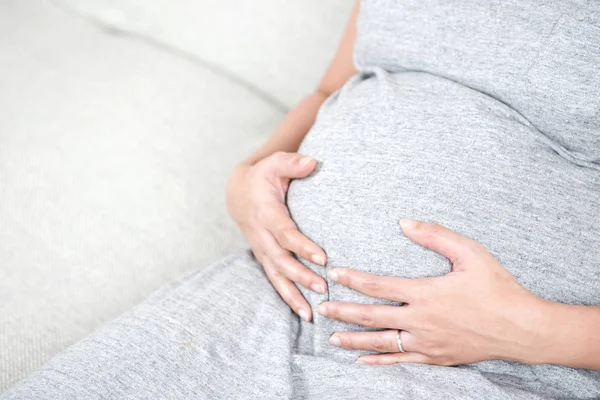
left=0, top=0, right=353, bottom=391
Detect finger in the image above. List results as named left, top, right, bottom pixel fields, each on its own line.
left=276, top=253, right=327, bottom=294
left=316, top=302, right=407, bottom=329
left=328, top=268, right=427, bottom=303
left=263, top=262, right=312, bottom=322
left=261, top=151, right=317, bottom=179
left=269, top=208, right=326, bottom=266
left=355, top=352, right=431, bottom=365
left=399, top=219, right=480, bottom=265
left=261, top=231, right=327, bottom=293
left=329, top=330, right=400, bottom=353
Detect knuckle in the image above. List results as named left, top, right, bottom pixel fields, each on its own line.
left=413, top=281, right=435, bottom=302
left=268, top=274, right=285, bottom=292
left=274, top=151, right=297, bottom=167
left=269, top=269, right=284, bottom=282
left=426, top=343, right=444, bottom=358
left=255, top=157, right=274, bottom=173
left=276, top=228, right=295, bottom=249
left=292, top=300, right=305, bottom=312
left=338, top=335, right=352, bottom=349
left=428, top=350, right=451, bottom=365
left=278, top=257, right=303, bottom=278
left=417, top=319, right=437, bottom=334
left=357, top=310, right=376, bottom=328
left=362, top=279, right=381, bottom=293
left=411, top=289, right=428, bottom=304
left=252, top=250, right=267, bottom=266
left=278, top=282, right=295, bottom=299
left=271, top=205, right=290, bottom=223
left=273, top=258, right=288, bottom=275
left=422, top=339, right=436, bottom=351
left=328, top=307, right=340, bottom=320
left=334, top=272, right=349, bottom=286
left=467, top=240, right=486, bottom=254
left=371, top=336, right=389, bottom=353
left=249, top=242, right=268, bottom=259
left=413, top=333, right=427, bottom=347
left=255, top=206, right=273, bottom=223
left=439, top=357, right=455, bottom=366
left=424, top=223, right=443, bottom=240
left=289, top=268, right=308, bottom=285
left=271, top=151, right=287, bottom=161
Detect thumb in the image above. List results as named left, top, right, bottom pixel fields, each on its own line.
left=265, top=151, right=317, bottom=179
left=399, top=219, right=478, bottom=267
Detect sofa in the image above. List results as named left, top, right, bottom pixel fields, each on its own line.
left=0, top=0, right=353, bottom=391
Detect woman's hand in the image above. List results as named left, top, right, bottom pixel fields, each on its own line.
left=318, top=219, right=548, bottom=365
left=227, top=151, right=327, bottom=321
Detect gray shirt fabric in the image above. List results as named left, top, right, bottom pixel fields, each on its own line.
left=3, top=1, right=600, bottom=399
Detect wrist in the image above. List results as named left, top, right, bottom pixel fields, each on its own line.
left=508, top=298, right=584, bottom=366
left=526, top=302, right=600, bottom=369
left=497, top=295, right=555, bottom=365
left=514, top=298, right=557, bottom=365
left=226, top=163, right=251, bottom=215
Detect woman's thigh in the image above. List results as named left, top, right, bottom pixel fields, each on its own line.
left=2, top=251, right=295, bottom=400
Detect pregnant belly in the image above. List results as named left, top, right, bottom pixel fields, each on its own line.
left=286, top=69, right=600, bottom=361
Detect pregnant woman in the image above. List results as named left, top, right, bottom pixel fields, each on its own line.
left=4, top=1, right=600, bottom=399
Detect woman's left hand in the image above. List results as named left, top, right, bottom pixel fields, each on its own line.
left=317, top=219, right=549, bottom=366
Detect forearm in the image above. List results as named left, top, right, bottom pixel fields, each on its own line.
left=522, top=301, right=600, bottom=370
left=238, top=0, right=359, bottom=167
left=241, top=90, right=329, bottom=166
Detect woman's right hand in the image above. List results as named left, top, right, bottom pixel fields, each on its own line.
left=226, top=151, right=327, bottom=321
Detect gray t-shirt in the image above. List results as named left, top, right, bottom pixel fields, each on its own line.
left=4, top=1, right=599, bottom=399
left=288, top=0, right=600, bottom=397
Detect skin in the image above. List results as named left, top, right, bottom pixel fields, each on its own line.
left=226, top=1, right=359, bottom=321
left=319, top=220, right=600, bottom=370
left=227, top=1, right=600, bottom=370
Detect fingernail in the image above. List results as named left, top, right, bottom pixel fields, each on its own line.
left=316, top=303, right=328, bottom=315
left=327, top=269, right=339, bottom=281
left=355, top=358, right=367, bottom=364
left=311, top=282, right=327, bottom=294
left=311, top=254, right=325, bottom=266
left=328, top=334, right=341, bottom=347
left=299, top=157, right=313, bottom=166
left=400, top=218, right=419, bottom=231
left=298, top=309, right=310, bottom=322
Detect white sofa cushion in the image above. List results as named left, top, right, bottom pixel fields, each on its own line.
left=1, top=0, right=352, bottom=391
left=54, top=0, right=353, bottom=109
